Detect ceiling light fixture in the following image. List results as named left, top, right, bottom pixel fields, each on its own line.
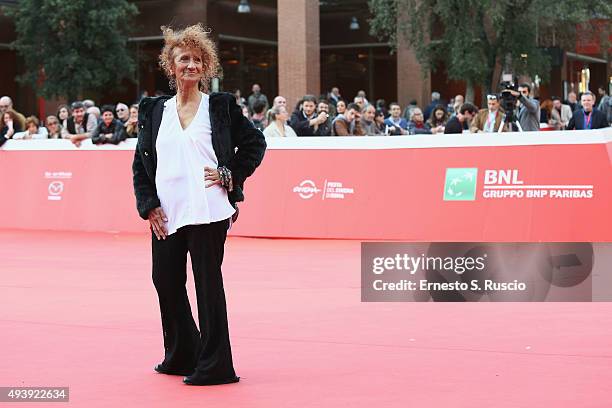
left=237, top=0, right=251, bottom=14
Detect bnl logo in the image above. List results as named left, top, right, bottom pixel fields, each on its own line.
left=443, top=168, right=478, bottom=201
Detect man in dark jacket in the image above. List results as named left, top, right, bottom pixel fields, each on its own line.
left=444, top=103, right=478, bottom=134
left=91, top=105, right=128, bottom=145
left=567, top=92, right=609, bottom=130
left=289, top=94, right=330, bottom=136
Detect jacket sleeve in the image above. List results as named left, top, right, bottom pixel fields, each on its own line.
left=567, top=113, right=576, bottom=130
left=91, top=123, right=104, bottom=144
left=132, top=143, right=161, bottom=220
left=108, top=122, right=128, bottom=145
left=562, top=106, right=572, bottom=124
left=84, top=114, right=96, bottom=138
left=353, top=119, right=365, bottom=136
left=334, top=120, right=350, bottom=136
left=289, top=112, right=313, bottom=136
left=550, top=109, right=561, bottom=128
left=519, top=96, right=539, bottom=114
left=315, top=119, right=331, bottom=136
left=470, top=113, right=483, bottom=133
left=12, top=131, right=27, bottom=140
left=228, top=96, right=267, bottom=195
left=594, top=111, right=609, bottom=129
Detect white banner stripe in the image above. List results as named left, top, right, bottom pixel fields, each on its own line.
left=1, top=128, right=611, bottom=151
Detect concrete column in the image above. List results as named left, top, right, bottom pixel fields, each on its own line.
left=278, top=0, right=320, bottom=107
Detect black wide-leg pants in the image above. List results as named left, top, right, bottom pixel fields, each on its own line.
left=151, top=219, right=238, bottom=382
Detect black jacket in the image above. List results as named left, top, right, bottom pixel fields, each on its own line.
left=444, top=116, right=463, bottom=134
left=132, top=92, right=266, bottom=220
left=92, top=119, right=127, bottom=145
left=567, top=108, right=608, bottom=130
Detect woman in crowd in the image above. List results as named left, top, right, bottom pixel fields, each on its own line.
left=1, top=109, right=23, bottom=141
left=46, top=116, right=62, bottom=139
left=57, top=104, right=70, bottom=128
left=91, top=105, right=127, bottom=145
left=374, top=109, right=387, bottom=134
left=131, top=23, right=265, bottom=386
left=13, top=116, right=48, bottom=139
left=407, top=108, right=432, bottom=134
left=335, top=99, right=346, bottom=117
left=125, top=104, right=139, bottom=138
left=427, top=105, right=448, bottom=134
left=540, top=99, right=553, bottom=125
left=263, top=105, right=297, bottom=137
left=402, top=100, right=419, bottom=122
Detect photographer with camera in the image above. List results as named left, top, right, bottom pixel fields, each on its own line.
left=505, top=83, right=540, bottom=132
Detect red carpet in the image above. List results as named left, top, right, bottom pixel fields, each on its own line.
left=1, top=229, right=611, bottom=407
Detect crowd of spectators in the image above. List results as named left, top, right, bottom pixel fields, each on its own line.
left=236, top=83, right=611, bottom=138
left=0, top=95, right=139, bottom=147
left=1, top=82, right=610, bottom=147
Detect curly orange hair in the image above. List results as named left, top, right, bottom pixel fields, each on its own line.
left=158, top=24, right=219, bottom=91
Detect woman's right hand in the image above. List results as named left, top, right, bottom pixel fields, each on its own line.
left=148, top=207, right=168, bottom=240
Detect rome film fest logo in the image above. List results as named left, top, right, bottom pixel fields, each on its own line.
left=48, top=181, right=64, bottom=201
left=44, top=171, right=72, bottom=201
left=293, top=180, right=321, bottom=199
left=293, top=179, right=354, bottom=200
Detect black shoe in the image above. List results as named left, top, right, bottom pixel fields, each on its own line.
left=183, top=374, right=240, bottom=386
left=154, top=364, right=194, bottom=376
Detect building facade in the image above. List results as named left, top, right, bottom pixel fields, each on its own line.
left=0, top=0, right=610, bottom=118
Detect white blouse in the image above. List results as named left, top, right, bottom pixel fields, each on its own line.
left=155, top=93, right=235, bottom=236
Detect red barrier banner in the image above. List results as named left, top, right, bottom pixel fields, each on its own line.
left=1, top=130, right=611, bottom=241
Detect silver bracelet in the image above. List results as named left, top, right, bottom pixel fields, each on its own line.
left=218, top=166, right=233, bottom=192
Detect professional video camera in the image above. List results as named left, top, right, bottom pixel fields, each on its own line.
left=499, top=81, right=518, bottom=112
left=498, top=81, right=522, bottom=132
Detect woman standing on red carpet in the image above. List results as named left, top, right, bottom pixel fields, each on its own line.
left=132, top=24, right=266, bottom=386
